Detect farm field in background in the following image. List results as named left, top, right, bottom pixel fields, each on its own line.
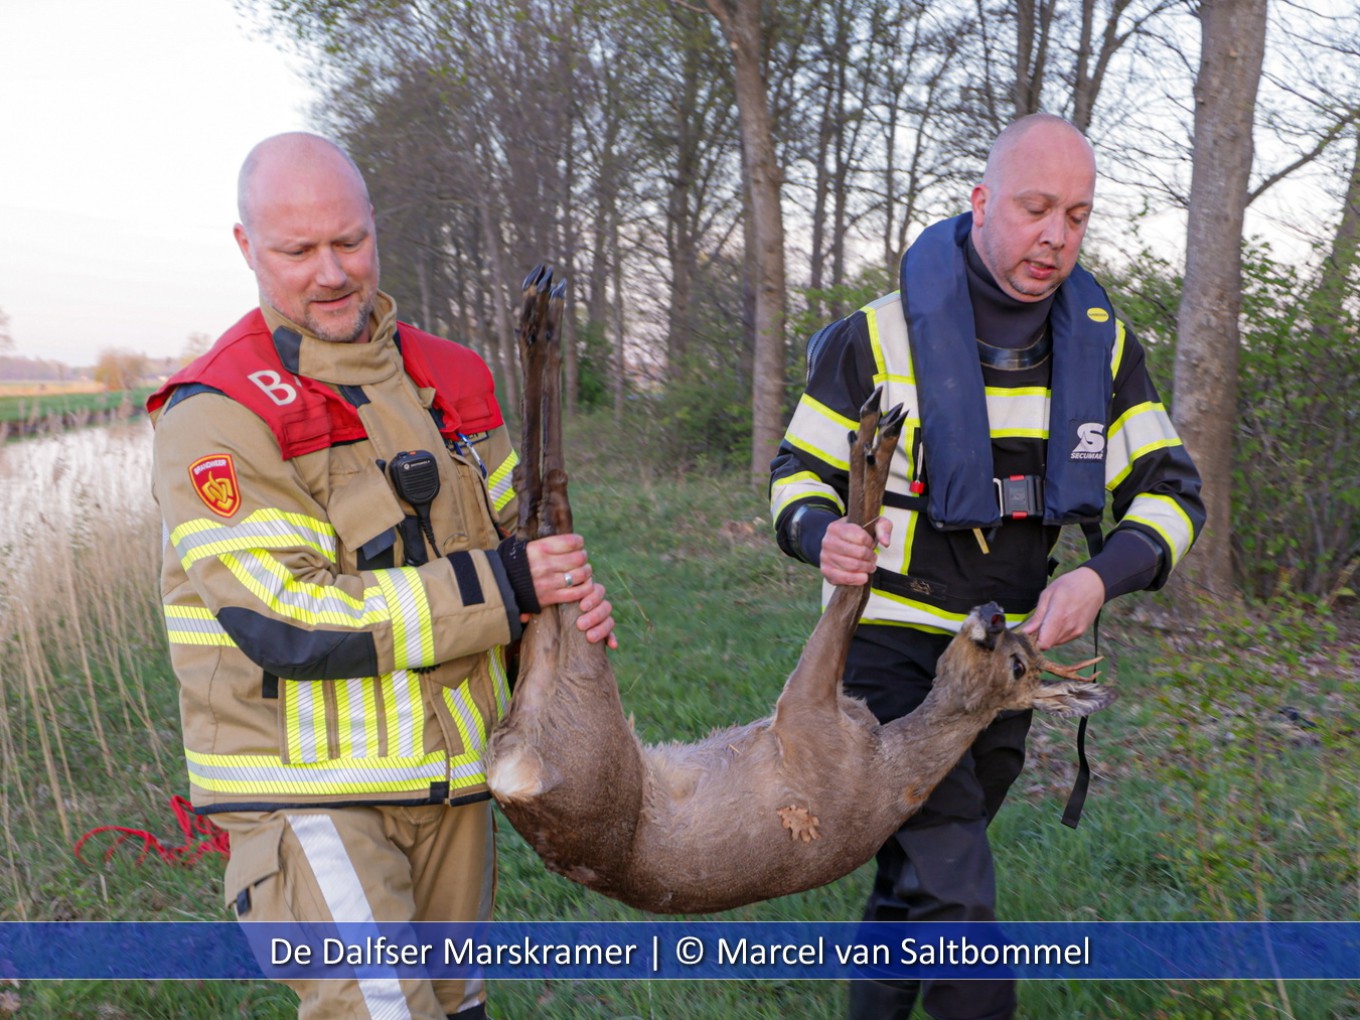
left=0, top=384, right=155, bottom=425
left=0, top=411, right=1356, bottom=1019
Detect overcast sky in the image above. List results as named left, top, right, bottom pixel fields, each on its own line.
left=0, top=0, right=317, bottom=366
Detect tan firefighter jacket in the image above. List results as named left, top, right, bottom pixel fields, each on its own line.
left=149, top=293, right=522, bottom=812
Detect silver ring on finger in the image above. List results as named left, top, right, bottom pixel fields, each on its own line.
left=563, top=571, right=574, bottom=589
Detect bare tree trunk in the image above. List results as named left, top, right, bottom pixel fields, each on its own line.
left=665, top=27, right=703, bottom=380
left=1313, top=128, right=1360, bottom=316
left=1171, top=0, right=1268, bottom=599
left=611, top=217, right=626, bottom=424
left=707, top=0, right=788, bottom=489
left=479, top=198, right=521, bottom=414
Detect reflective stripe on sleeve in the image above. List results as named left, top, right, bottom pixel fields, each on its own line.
left=219, top=549, right=386, bottom=626
left=1123, top=493, right=1196, bottom=567
left=487, top=450, right=519, bottom=513
left=163, top=605, right=236, bottom=647
left=171, top=509, right=338, bottom=567
left=784, top=394, right=856, bottom=470
left=770, top=470, right=846, bottom=523
left=1105, top=401, right=1183, bottom=489
left=374, top=567, right=436, bottom=670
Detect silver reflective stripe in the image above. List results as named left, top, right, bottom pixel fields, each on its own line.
left=226, top=550, right=387, bottom=624
left=295, top=681, right=321, bottom=764
left=344, top=678, right=370, bottom=759
left=377, top=569, right=428, bottom=669
left=186, top=752, right=444, bottom=791
left=286, top=814, right=412, bottom=1020
left=448, top=684, right=485, bottom=756
left=393, top=670, right=418, bottom=759
left=173, top=511, right=338, bottom=562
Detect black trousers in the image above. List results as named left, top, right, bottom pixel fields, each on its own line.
left=844, top=626, right=1032, bottom=1020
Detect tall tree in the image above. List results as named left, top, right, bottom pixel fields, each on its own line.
left=704, top=0, right=789, bottom=487
left=1171, top=0, right=1269, bottom=598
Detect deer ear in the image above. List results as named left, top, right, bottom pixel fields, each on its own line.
left=1033, top=682, right=1116, bottom=718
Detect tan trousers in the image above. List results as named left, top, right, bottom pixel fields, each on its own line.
left=216, top=801, right=495, bottom=1019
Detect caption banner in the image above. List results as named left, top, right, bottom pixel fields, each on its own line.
left=1, top=922, right=1357, bottom=981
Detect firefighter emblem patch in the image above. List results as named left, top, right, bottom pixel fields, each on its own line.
left=189, top=454, right=241, bottom=517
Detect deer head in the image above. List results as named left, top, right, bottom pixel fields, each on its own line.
left=934, top=603, right=1115, bottom=719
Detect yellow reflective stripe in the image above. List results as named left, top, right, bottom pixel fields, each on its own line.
left=172, top=509, right=338, bottom=568
left=863, top=301, right=888, bottom=381
left=283, top=672, right=417, bottom=764
left=375, top=568, right=435, bottom=670
left=284, top=682, right=311, bottom=761
left=162, top=605, right=237, bottom=647
left=785, top=394, right=856, bottom=470
left=877, top=505, right=921, bottom=577
left=859, top=587, right=1029, bottom=634
left=1125, top=494, right=1195, bottom=567
left=219, top=549, right=381, bottom=626
left=1111, top=319, right=1127, bottom=378
left=334, top=678, right=377, bottom=759
left=1105, top=401, right=1183, bottom=489
left=443, top=676, right=493, bottom=791
left=488, top=450, right=519, bottom=512
left=490, top=647, right=511, bottom=716
left=379, top=669, right=422, bottom=759
left=770, top=470, right=846, bottom=522
left=985, top=388, right=1050, bottom=439
left=184, top=747, right=447, bottom=795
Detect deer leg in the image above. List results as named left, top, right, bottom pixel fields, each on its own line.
left=774, top=386, right=905, bottom=723
left=515, top=265, right=554, bottom=541
left=539, top=277, right=573, bottom=538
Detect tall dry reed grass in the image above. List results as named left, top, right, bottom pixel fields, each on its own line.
left=0, top=422, right=173, bottom=921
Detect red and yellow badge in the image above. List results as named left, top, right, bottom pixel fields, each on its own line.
left=189, top=454, right=242, bottom=517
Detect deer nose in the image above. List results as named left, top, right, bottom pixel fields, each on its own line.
left=967, top=602, right=1007, bottom=650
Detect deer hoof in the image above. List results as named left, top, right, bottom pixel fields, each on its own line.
left=778, top=805, right=821, bottom=843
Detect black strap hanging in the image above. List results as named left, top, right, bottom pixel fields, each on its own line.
left=1061, top=520, right=1105, bottom=829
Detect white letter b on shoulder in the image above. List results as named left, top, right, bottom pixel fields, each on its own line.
left=248, top=370, right=298, bottom=406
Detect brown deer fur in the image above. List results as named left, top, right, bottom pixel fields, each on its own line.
left=486, top=267, right=1114, bottom=915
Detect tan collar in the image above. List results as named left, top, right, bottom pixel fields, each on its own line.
left=260, top=291, right=404, bottom=386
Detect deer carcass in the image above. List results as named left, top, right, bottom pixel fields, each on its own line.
left=486, top=266, right=1114, bottom=914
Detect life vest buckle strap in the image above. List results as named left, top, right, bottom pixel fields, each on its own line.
left=994, top=474, right=1043, bottom=520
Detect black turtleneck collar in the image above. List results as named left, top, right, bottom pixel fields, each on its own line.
left=965, top=235, right=1055, bottom=352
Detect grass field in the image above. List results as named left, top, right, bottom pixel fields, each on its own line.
left=1, top=410, right=1357, bottom=1018
left=0, top=384, right=155, bottom=425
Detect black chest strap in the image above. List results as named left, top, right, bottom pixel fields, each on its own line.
left=1061, top=521, right=1106, bottom=829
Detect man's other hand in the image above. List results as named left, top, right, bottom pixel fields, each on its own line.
left=1019, top=566, right=1105, bottom=650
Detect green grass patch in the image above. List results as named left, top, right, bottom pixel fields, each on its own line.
left=0, top=386, right=154, bottom=424
left=3, top=407, right=1358, bottom=1018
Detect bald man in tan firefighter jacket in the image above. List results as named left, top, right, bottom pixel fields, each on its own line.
left=770, top=115, right=1204, bottom=1020
left=148, top=132, right=616, bottom=1020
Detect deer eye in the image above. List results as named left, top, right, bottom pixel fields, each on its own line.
left=1010, top=655, right=1026, bottom=680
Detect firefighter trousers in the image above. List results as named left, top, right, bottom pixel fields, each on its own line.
left=216, top=800, right=495, bottom=1020
left=843, top=626, right=1032, bottom=1020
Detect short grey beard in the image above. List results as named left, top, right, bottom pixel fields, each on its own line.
left=306, top=297, right=374, bottom=344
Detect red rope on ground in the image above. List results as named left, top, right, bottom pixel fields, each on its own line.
left=73, top=795, right=230, bottom=866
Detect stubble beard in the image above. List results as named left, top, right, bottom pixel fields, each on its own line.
left=304, top=291, right=375, bottom=344
left=1003, top=267, right=1062, bottom=301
